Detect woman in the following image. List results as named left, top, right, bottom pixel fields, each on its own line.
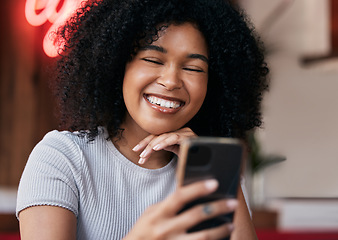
left=16, top=0, right=268, bottom=239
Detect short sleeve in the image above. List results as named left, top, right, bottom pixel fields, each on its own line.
left=16, top=131, right=83, bottom=218
left=240, top=176, right=252, bottom=217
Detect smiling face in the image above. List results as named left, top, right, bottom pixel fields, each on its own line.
left=122, top=22, right=208, bottom=136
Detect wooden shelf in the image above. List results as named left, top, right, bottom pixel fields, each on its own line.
left=0, top=214, right=19, bottom=233
left=252, top=208, right=278, bottom=229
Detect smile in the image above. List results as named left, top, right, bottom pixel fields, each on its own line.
left=145, top=94, right=184, bottom=109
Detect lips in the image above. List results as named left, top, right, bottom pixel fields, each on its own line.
left=144, top=94, right=185, bottom=112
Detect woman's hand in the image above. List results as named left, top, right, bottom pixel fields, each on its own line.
left=124, top=179, right=237, bottom=240
left=132, top=127, right=196, bottom=164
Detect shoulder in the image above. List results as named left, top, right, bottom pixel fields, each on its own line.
left=27, top=128, right=111, bottom=174
left=16, top=130, right=88, bottom=218
left=25, top=129, right=107, bottom=182
left=28, top=130, right=82, bottom=166
left=35, top=128, right=106, bottom=155
left=41, top=129, right=87, bottom=147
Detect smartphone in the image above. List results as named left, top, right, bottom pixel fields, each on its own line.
left=177, top=137, right=243, bottom=236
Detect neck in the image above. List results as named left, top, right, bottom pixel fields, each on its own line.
left=112, top=115, right=172, bottom=169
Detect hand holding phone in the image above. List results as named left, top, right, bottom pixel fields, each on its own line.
left=176, top=137, right=243, bottom=237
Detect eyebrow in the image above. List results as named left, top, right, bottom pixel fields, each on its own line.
left=139, top=45, right=167, bottom=53
left=139, top=45, right=209, bottom=64
left=187, top=54, right=209, bottom=64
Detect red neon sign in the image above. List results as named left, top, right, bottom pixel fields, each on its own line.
left=25, top=0, right=87, bottom=57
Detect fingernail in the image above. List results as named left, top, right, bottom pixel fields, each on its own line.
left=226, top=199, right=238, bottom=209
left=153, top=144, right=161, bottom=151
left=138, top=157, right=146, bottom=164
left=140, top=149, right=147, bottom=158
left=204, top=179, right=219, bottom=191
left=132, top=145, right=140, bottom=151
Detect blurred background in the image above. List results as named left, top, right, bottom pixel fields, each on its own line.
left=0, top=0, right=338, bottom=239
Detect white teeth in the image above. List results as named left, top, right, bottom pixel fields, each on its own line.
left=146, top=95, right=181, bottom=109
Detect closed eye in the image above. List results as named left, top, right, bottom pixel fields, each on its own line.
left=141, top=58, right=163, bottom=65
left=182, top=67, right=205, bottom=73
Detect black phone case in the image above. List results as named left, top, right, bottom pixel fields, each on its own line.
left=177, top=137, right=243, bottom=240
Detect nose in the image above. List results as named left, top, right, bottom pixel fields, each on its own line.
left=157, top=67, right=183, bottom=91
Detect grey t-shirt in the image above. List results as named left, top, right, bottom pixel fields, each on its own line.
left=16, top=128, right=177, bottom=239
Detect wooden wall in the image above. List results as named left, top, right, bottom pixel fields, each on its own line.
left=0, top=0, right=58, bottom=187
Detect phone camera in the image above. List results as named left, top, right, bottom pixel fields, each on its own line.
left=187, top=145, right=211, bottom=167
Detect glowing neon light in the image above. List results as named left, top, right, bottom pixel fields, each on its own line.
left=25, top=0, right=87, bottom=57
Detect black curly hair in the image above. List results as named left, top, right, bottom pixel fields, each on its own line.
left=53, top=0, right=269, bottom=141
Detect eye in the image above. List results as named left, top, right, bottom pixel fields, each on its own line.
left=182, top=67, right=205, bottom=73
left=141, top=58, right=163, bottom=65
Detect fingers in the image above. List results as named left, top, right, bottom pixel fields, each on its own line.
left=132, top=134, right=155, bottom=152
left=132, top=134, right=156, bottom=164
left=163, top=180, right=238, bottom=238
left=181, top=222, right=235, bottom=240
left=133, top=127, right=196, bottom=164
left=140, top=133, right=179, bottom=159
left=127, top=179, right=238, bottom=240
left=163, top=179, right=219, bottom=215
left=161, top=193, right=237, bottom=240
left=171, top=198, right=238, bottom=231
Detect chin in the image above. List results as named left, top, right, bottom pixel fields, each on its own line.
left=144, top=124, right=182, bottom=136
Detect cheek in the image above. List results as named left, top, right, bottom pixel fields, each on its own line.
left=123, top=68, right=145, bottom=99
left=189, top=78, right=208, bottom=106
left=123, top=65, right=156, bottom=91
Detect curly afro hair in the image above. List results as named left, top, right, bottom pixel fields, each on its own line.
left=54, top=0, right=269, bottom=141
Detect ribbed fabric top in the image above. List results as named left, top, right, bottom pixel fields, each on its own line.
left=16, top=127, right=177, bottom=239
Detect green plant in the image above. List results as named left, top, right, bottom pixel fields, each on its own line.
left=247, top=131, right=286, bottom=173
